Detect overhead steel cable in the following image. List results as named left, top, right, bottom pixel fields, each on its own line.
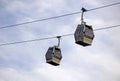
left=0, top=24, right=120, bottom=47
left=87, top=2, right=120, bottom=11
left=0, top=2, right=120, bottom=30
left=94, top=24, right=120, bottom=31
left=0, top=36, right=56, bottom=46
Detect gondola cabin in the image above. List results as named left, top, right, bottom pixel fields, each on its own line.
left=74, top=23, right=94, bottom=46
left=45, top=46, right=62, bottom=66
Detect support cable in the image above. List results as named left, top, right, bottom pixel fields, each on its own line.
left=0, top=24, right=120, bottom=47
left=0, top=2, right=120, bottom=30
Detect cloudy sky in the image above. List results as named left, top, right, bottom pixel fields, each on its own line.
left=0, top=0, right=120, bottom=81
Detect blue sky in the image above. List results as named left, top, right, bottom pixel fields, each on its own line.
left=0, top=0, right=120, bottom=81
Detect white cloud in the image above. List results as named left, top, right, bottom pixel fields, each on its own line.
left=0, top=68, right=37, bottom=81
left=82, top=0, right=101, bottom=6
left=0, top=0, right=120, bottom=81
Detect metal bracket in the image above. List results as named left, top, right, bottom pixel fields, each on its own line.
left=81, top=8, right=87, bottom=32
left=56, top=36, right=61, bottom=47
left=81, top=7, right=87, bottom=24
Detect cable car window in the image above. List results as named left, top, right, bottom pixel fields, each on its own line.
left=84, top=26, right=94, bottom=38
left=54, top=48, right=61, bottom=58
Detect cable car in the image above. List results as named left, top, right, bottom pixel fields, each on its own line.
left=45, top=46, right=62, bottom=66
left=74, top=23, right=94, bottom=46
left=74, top=8, right=94, bottom=46
left=45, top=36, right=62, bottom=66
